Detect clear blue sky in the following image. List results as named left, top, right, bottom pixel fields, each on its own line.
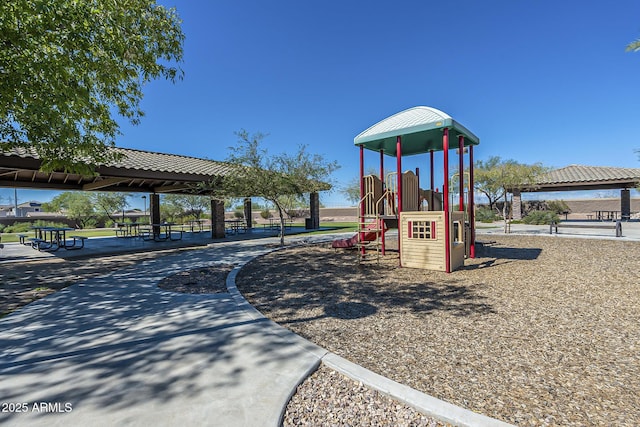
left=3, top=0, right=640, bottom=207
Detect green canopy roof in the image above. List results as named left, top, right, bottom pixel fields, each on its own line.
left=354, top=106, right=479, bottom=157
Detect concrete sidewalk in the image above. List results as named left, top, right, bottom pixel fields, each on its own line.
left=0, top=237, right=329, bottom=427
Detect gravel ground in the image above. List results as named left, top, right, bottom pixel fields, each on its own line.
left=236, top=234, right=640, bottom=427
left=283, top=363, right=449, bottom=427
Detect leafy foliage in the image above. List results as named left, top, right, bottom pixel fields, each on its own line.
left=214, top=130, right=339, bottom=245
left=472, top=156, right=506, bottom=211
left=0, top=1, right=184, bottom=173
left=547, top=199, right=570, bottom=215
left=44, top=192, right=95, bottom=228
left=522, top=210, right=559, bottom=225
left=163, top=194, right=210, bottom=222
left=92, top=192, right=130, bottom=222
left=2, top=220, right=69, bottom=233
left=473, top=157, right=547, bottom=232
left=475, top=206, right=498, bottom=223
left=340, top=168, right=380, bottom=206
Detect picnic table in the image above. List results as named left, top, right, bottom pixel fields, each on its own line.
left=150, top=222, right=183, bottom=241
left=225, top=219, right=246, bottom=235
left=28, top=226, right=84, bottom=251
left=594, top=210, right=620, bottom=221
left=115, top=222, right=142, bottom=238
left=262, top=218, right=293, bottom=231
left=185, top=219, right=206, bottom=232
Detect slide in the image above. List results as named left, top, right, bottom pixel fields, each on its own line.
left=332, top=221, right=385, bottom=249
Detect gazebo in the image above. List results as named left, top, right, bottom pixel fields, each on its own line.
left=0, top=146, right=325, bottom=237
left=354, top=106, right=479, bottom=273
left=512, top=164, right=640, bottom=220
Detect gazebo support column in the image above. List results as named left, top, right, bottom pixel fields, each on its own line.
left=512, top=190, right=522, bottom=220
left=469, top=145, right=476, bottom=258
left=211, top=198, right=226, bottom=239
left=243, top=198, right=252, bottom=230
left=442, top=128, right=451, bottom=273
left=150, top=194, right=161, bottom=236
left=309, top=192, right=320, bottom=229
left=621, top=189, right=631, bottom=220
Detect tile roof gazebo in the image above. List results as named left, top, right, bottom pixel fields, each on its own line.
left=0, top=146, right=327, bottom=237
left=513, top=164, right=640, bottom=220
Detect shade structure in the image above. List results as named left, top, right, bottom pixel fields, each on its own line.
left=354, top=106, right=479, bottom=156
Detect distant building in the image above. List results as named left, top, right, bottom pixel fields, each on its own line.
left=5, top=201, right=43, bottom=217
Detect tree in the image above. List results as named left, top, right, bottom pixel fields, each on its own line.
left=472, top=156, right=507, bottom=212
left=46, top=192, right=95, bottom=228
left=340, top=168, right=379, bottom=206
left=163, top=194, right=210, bottom=221
left=0, top=1, right=184, bottom=173
left=341, top=176, right=362, bottom=206
left=627, top=39, right=640, bottom=52
left=218, top=130, right=339, bottom=246
left=92, top=192, right=130, bottom=224
left=495, top=159, right=547, bottom=233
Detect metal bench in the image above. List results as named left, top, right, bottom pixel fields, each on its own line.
left=28, top=237, right=52, bottom=250
left=66, top=235, right=88, bottom=250
left=550, top=221, right=622, bottom=237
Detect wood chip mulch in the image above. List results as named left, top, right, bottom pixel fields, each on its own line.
left=236, top=235, right=640, bottom=427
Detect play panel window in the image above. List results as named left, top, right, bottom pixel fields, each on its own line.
left=407, top=220, right=437, bottom=240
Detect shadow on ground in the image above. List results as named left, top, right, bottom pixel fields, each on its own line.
left=237, top=246, right=496, bottom=324
left=0, top=245, right=316, bottom=425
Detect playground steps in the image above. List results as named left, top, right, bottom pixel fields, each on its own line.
left=355, top=215, right=384, bottom=264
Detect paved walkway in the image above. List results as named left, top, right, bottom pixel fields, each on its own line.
left=0, top=236, right=329, bottom=426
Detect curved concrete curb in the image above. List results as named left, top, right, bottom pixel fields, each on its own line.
left=227, top=242, right=515, bottom=427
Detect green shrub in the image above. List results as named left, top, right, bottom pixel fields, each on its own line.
left=3, top=221, right=70, bottom=233
left=260, top=209, right=272, bottom=219
left=475, top=207, right=498, bottom=223
left=548, top=200, right=570, bottom=215
left=233, top=210, right=244, bottom=219
left=522, top=210, right=559, bottom=225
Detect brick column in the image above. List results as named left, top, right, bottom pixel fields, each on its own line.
left=621, top=189, right=631, bottom=220
left=243, top=198, right=252, bottom=230
left=211, top=199, right=226, bottom=238
left=512, top=190, right=522, bottom=220
left=150, top=194, right=161, bottom=236
left=310, top=192, right=320, bottom=229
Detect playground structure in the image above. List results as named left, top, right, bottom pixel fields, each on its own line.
left=348, top=106, right=479, bottom=273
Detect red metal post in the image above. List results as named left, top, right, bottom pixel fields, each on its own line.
left=443, top=129, right=451, bottom=273
left=458, top=135, right=465, bottom=211
left=380, top=149, right=385, bottom=255
left=396, top=136, right=402, bottom=216
left=469, top=144, right=476, bottom=258
left=359, top=145, right=365, bottom=255
left=396, top=136, right=402, bottom=266
left=430, top=150, right=435, bottom=210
